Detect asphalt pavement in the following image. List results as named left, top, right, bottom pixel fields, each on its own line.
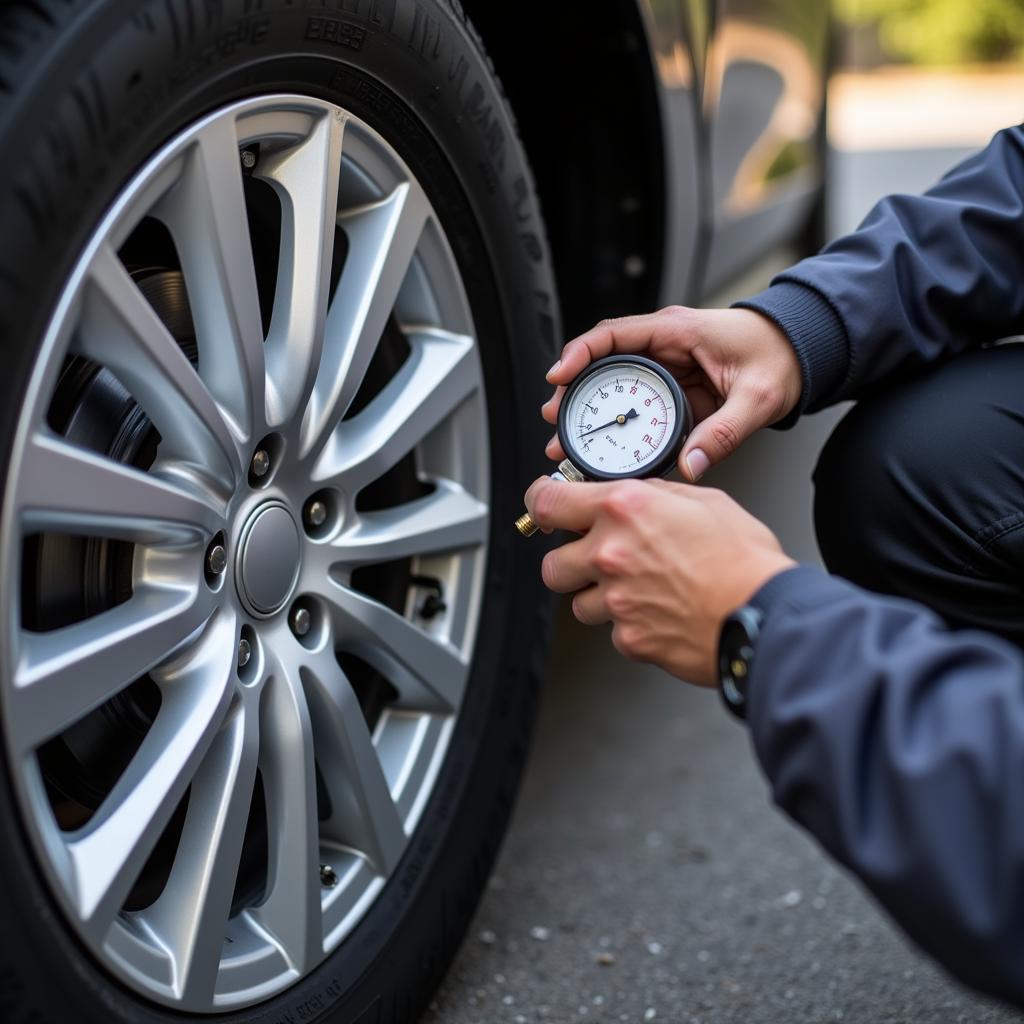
left=424, top=603, right=1019, bottom=1024
left=423, top=116, right=1024, bottom=1024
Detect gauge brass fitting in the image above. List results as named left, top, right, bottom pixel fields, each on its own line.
left=515, top=460, right=586, bottom=537
left=514, top=513, right=539, bottom=538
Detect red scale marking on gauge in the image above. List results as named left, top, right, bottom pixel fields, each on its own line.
left=574, top=377, right=672, bottom=473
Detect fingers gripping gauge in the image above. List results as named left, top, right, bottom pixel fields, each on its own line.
left=516, top=355, right=693, bottom=536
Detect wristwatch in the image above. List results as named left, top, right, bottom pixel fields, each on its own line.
left=718, top=605, right=764, bottom=721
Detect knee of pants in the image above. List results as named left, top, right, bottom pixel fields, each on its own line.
left=813, top=399, right=909, bottom=592
left=812, top=347, right=1024, bottom=637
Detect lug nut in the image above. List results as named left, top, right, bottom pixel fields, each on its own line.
left=306, top=500, right=328, bottom=528
left=237, top=637, right=252, bottom=669
left=320, top=863, right=339, bottom=889
left=206, top=542, right=227, bottom=576
left=251, top=449, right=271, bottom=478
left=240, top=149, right=257, bottom=170
left=291, top=606, right=311, bottom=638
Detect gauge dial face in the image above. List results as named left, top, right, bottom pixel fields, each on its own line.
left=562, top=361, right=680, bottom=478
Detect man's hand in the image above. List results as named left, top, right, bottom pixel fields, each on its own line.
left=543, top=306, right=802, bottom=481
left=525, top=477, right=796, bottom=685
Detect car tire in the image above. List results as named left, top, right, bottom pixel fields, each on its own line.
left=0, top=2, right=557, bottom=1023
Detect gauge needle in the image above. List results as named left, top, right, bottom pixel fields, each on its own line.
left=578, top=408, right=638, bottom=439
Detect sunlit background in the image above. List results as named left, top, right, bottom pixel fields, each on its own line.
left=833, top=0, right=1024, bottom=223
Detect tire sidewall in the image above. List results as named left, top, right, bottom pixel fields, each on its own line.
left=0, top=3, right=557, bottom=1022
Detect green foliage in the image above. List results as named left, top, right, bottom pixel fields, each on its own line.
left=837, top=0, right=1024, bottom=65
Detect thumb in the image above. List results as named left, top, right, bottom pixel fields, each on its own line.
left=680, top=389, right=764, bottom=482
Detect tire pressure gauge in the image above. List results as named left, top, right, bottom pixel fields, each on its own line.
left=516, top=355, right=693, bottom=536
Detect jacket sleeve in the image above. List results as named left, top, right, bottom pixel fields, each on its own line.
left=735, top=126, right=1024, bottom=415
left=747, top=566, right=1024, bottom=1006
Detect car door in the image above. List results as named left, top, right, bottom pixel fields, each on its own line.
left=700, top=0, right=830, bottom=296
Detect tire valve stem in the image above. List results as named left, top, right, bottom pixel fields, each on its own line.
left=515, top=460, right=586, bottom=537
left=411, top=576, right=447, bottom=620
left=320, top=864, right=339, bottom=889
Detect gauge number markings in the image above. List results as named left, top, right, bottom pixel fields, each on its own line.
left=570, top=372, right=674, bottom=473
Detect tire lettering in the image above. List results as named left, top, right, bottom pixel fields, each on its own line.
left=520, top=231, right=543, bottom=262
left=405, top=5, right=509, bottom=183
left=306, top=0, right=394, bottom=31
left=408, top=4, right=443, bottom=59
left=512, top=175, right=531, bottom=223
left=306, top=16, right=368, bottom=50
left=464, top=81, right=507, bottom=172
left=448, top=54, right=469, bottom=96
left=165, top=15, right=270, bottom=88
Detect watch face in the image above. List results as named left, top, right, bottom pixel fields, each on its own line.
left=719, top=609, right=762, bottom=717
left=558, top=356, right=689, bottom=481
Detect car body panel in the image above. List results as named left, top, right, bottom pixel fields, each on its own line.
left=634, top=0, right=828, bottom=303
left=699, top=0, right=829, bottom=295
left=633, top=0, right=707, bottom=305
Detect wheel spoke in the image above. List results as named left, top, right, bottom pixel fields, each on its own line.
left=312, top=329, right=476, bottom=495
left=329, top=481, right=487, bottom=569
left=324, top=583, right=468, bottom=713
left=63, top=611, right=237, bottom=937
left=11, top=584, right=216, bottom=752
left=258, top=111, right=345, bottom=428
left=249, top=659, right=322, bottom=973
left=154, top=117, right=266, bottom=440
left=144, top=692, right=259, bottom=1005
left=300, top=182, right=430, bottom=459
left=301, top=653, right=406, bottom=876
left=17, top=430, right=222, bottom=543
left=76, top=244, right=238, bottom=487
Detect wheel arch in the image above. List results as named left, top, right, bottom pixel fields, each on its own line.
left=462, top=0, right=668, bottom=338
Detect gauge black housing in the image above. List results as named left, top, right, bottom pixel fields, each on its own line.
left=557, top=354, right=692, bottom=482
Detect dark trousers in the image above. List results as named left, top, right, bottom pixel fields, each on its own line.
left=814, top=344, right=1024, bottom=649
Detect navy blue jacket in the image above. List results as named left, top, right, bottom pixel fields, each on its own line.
left=735, top=126, right=1024, bottom=1005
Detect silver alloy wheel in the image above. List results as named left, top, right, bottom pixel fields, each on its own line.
left=0, top=96, right=489, bottom=1012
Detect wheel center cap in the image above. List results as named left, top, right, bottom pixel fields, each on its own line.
left=236, top=502, right=301, bottom=616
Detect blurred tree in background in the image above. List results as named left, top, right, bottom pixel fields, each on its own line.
left=837, top=0, right=1024, bottom=65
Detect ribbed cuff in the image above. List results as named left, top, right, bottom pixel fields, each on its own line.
left=733, top=281, right=849, bottom=421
